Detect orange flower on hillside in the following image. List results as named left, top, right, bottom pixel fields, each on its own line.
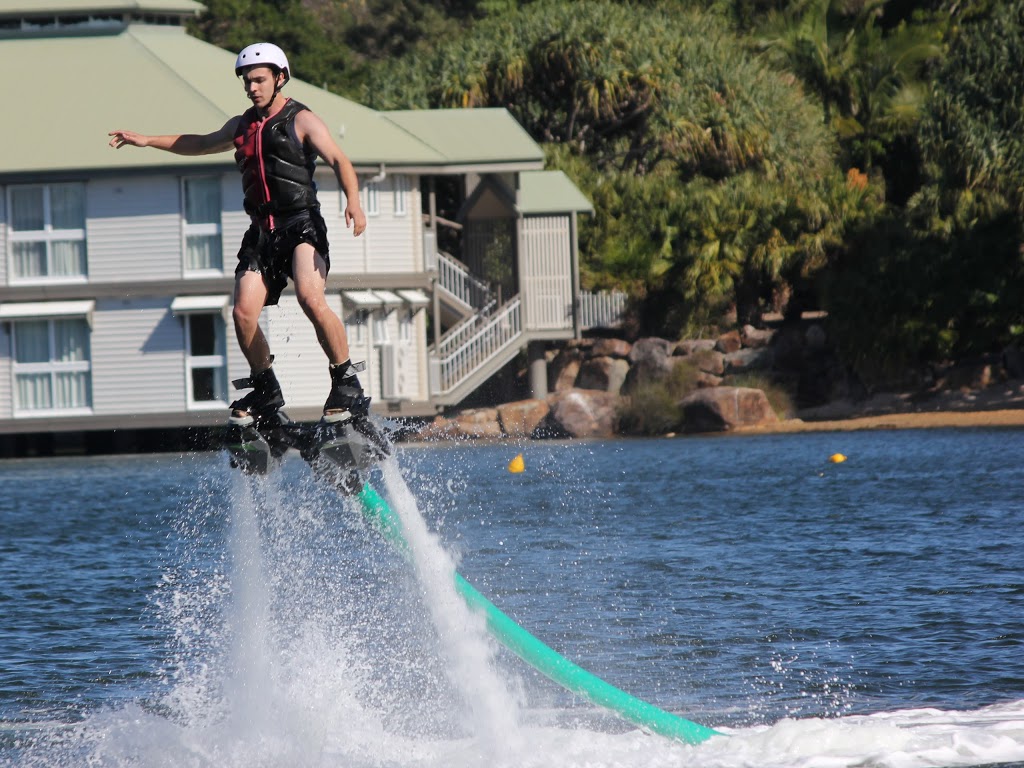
left=846, top=167, right=869, bottom=190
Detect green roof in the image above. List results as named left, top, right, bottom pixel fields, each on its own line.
left=2, top=21, right=543, bottom=177
left=382, top=108, right=543, bottom=167
left=0, top=0, right=204, bottom=14
left=519, top=171, right=593, bottom=214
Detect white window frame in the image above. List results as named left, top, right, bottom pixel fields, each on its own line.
left=393, top=175, right=409, bottom=217
left=6, top=182, right=87, bottom=284
left=363, top=180, right=380, bottom=217
left=346, top=309, right=369, bottom=344
left=10, top=316, right=92, bottom=416
left=181, top=176, right=223, bottom=276
left=399, top=309, right=414, bottom=343
left=182, top=312, right=228, bottom=408
left=373, top=310, right=391, bottom=344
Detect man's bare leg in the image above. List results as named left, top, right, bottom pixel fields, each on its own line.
left=229, top=269, right=283, bottom=420
left=233, top=269, right=273, bottom=372
left=292, top=244, right=366, bottom=418
left=291, top=243, right=349, bottom=363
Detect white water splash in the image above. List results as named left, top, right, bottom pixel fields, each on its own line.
left=378, top=457, right=523, bottom=752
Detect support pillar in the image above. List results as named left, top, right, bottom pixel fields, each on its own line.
left=528, top=340, right=548, bottom=400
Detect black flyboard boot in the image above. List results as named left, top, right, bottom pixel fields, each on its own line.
left=224, top=362, right=289, bottom=474
left=301, top=361, right=390, bottom=493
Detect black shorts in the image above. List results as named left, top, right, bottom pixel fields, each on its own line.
left=234, top=208, right=331, bottom=306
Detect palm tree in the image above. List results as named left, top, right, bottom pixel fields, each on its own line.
left=757, top=0, right=940, bottom=170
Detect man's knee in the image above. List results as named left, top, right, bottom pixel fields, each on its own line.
left=233, top=301, right=261, bottom=331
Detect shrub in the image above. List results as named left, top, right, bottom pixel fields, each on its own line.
left=618, top=359, right=702, bottom=434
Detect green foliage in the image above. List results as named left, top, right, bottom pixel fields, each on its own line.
left=821, top=1, right=1024, bottom=389
left=755, top=0, right=942, bottom=172
left=823, top=208, right=1024, bottom=388
left=368, top=0, right=873, bottom=330
left=366, top=1, right=835, bottom=178
left=617, top=359, right=702, bottom=435
left=916, top=1, right=1024, bottom=213
left=189, top=0, right=356, bottom=93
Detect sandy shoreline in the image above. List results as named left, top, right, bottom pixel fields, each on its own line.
left=749, top=407, right=1024, bottom=434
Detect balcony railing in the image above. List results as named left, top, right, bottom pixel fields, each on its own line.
left=430, top=297, right=521, bottom=396
left=436, top=251, right=493, bottom=311
left=579, top=290, right=628, bottom=329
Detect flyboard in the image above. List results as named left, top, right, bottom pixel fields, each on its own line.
left=225, top=415, right=721, bottom=745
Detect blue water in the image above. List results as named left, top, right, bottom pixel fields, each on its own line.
left=2, top=429, right=1023, bottom=767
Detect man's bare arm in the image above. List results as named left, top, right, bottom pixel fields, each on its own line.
left=108, top=117, right=239, bottom=155
left=296, top=111, right=366, bottom=236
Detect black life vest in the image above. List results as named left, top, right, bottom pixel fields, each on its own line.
left=233, top=98, right=318, bottom=228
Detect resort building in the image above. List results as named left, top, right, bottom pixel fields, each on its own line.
left=0, top=0, right=611, bottom=452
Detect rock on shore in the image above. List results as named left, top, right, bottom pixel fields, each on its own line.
left=413, top=331, right=1024, bottom=442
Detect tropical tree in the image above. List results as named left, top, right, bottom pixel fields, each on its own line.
left=755, top=0, right=940, bottom=175
left=367, top=1, right=869, bottom=330
left=821, top=1, right=1024, bottom=387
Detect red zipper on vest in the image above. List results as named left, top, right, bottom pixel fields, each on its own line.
left=255, top=116, right=274, bottom=230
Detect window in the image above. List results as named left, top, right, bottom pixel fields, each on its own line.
left=373, top=311, right=391, bottom=344
left=346, top=310, right=369, bottom=344
left=183, top=313, right=227, bottom=405
left=183, top=177, right=223, bottom=272
left=12, top=318, right=92, bottom=413
left=393, top=175, right=409, bottom=216
left=399, top=310, right=414, bottom=343
left=363, top=181, right=380, bottom=217
left=8, top=183, right=87, bottom=281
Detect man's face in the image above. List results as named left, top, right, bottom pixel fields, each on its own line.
left=241, top=66, right=283, bottom=109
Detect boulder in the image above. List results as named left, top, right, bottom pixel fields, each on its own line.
left=433, top=407, right=503, bottom=439
left=723, top=347, right=775, bottom=374
left=549, top=346, right=583, bottom=392
left=740, top=324, right=775, bottom=349
left=416, top=415, right=461, bottom=441
left=576, top=356, right=630, bottom=394
left=690, top=349, right=725, bottom=376
left=674, top=339, right=717, bottom=356
left=715, top=330, right=742, bottom=354
left=541, top=389, right=621, bottom=438
left=695, top=371, right=724, bottom=388
left=497, top=399, right=550, bottom=438
left=624, top=337, right=676, bottom=391
left=591, top=337, right=633, bottom=359
left=678, top=387, right=779, bottom=433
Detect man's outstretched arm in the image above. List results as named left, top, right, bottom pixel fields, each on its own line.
left=108, top=118, right=239, bottom=155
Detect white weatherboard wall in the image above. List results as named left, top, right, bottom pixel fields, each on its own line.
left=266, top=294, right=338, bottom=410
left=328, top=174, right=422, bottom=275
left=91, top=299, right=189, bottom=415
left=0, top=190, right=7, bottom=284
left=88, top=178, right=184, bottom=282
left=0, top=323, right=10, bottom=416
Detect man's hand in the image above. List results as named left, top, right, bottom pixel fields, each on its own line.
left=108, top=130, right=149, bottom=149
left=346, top=204, right=367, bottom=237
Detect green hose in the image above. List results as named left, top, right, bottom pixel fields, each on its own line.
left=357, top=484, right=721, bottom=745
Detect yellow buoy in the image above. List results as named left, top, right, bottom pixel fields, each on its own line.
left=507, top=453, right=525, bottom=473
left=829, top=453, right=847, bottom=463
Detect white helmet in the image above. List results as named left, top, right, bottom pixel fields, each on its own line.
left=234, top=42, right=290, bottom=82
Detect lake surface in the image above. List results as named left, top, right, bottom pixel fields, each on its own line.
left=2, top=428, right=1023, bottom=767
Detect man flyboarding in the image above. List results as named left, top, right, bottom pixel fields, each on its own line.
left=109, top=42, right=375, bottom=448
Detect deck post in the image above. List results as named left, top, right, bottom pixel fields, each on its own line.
left=528, top=340, right=547, bottom=400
